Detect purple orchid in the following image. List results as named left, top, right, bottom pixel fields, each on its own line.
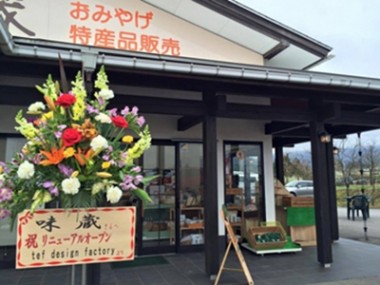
left=137, top=116, right=145, bottom=127
left=121, top=106, right=130, bottom=116
left=86, top=104, right=99, bottom=114
left=0, top=209, right=11, bottom=219
left=131, top=106, right=139, bottom=116
left=108, top=108, right=118, bottom=117
left=0, top=187, right=13, bottom=202
left=58, top=164, right=74, bottom=177
left=42, top=181, right=59, bottom=197
left=132, top=166, right=141, bottom=173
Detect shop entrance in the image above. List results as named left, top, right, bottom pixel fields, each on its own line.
left=137, top=142, right=204, bottom=255
left=224, top=142, right=265, bottom=237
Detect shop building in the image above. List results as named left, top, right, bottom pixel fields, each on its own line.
left=1, top=0, right=380, bottom=276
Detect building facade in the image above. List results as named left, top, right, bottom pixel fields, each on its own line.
left=1, top=0, right=380, bottom=276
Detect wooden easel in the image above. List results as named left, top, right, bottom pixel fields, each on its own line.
left=214, top=207, right=254, bottom=285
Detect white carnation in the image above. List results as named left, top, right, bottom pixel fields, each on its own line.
left=95, top=113, right=112, bottom=124
left=27, top=101, right=46, bottom=114
left=90, top=135, right=109, bottom=152
left=98, top=89, right=114, bottom=100
left=61, top=177, right=81, bottom=195
left=106, top=186, right=122, bottom=204
left=92, top=182, right=105, bottom=195
left=17, top=161, right=35, bottom=179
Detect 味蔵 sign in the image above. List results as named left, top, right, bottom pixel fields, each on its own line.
left=16, top=207, right=135, bottom=269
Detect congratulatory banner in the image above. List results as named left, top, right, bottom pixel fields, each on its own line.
left=16, top=207, right=136, bottom=269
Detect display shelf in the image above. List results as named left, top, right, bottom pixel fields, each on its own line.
left=179, top=207, right=204, bottom=245
left=241, top=242, right=302, bottom=256
left=225, top=188, right=244, bottom=238
left=180, top=226, right=204, bottom=231
left=143, top=230, right=171, bottom=241
left=287, top=207, right=316, bottom=247
left=144, top=204, right=174, bottom=210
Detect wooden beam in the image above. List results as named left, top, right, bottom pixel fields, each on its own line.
left=265, top=122, right=308, bottom=135
left=219, top=104, right=312, bottom=122
left=177, top=116, right=203, bottom=131
left=334, top=112, right=380, bottom=127
left=318, top=103, right=341, bottom=122
left=109, top=95, right=206, bottom=116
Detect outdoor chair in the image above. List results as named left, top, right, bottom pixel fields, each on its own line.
left=351, top=195, right=370, bottom=221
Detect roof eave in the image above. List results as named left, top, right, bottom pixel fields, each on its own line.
left=193, top=0, right=332, bottom=58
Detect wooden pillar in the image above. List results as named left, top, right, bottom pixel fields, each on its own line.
left=203, top=92, right=219, bottom=276
left=326, top=141, right=339, bottom=241
left=274, top=146, right=285, bottom=184
left=310, top=121, right=333, bottom=267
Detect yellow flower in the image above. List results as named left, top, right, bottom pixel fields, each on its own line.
left=96, top=172, right=112, bottom=178
left=42, top=111, right=54, bottom=121
left=22, top=145, right=29, bottom=155
left=102, top=161, right=111, bottom=169
left=0, top=165, right=3, bottom=174
left=63, top=147, right=75, bottom=158
left=122, top=135, right=134, bottom=144
left=71, top=171, right=79, bottom=178
left=71, top=71, right=87, bottom=121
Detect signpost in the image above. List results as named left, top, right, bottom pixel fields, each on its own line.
left=214, top=208, right=254, bottom=285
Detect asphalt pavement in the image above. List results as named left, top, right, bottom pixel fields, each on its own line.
left=337, top=207, right=380, bottom=246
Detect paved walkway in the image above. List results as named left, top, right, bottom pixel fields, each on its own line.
left=338, top=207, right=380, bottom=246
left=1, top=208, right=380, bottom=285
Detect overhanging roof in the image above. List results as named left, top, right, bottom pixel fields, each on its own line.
left=1, top=16, right=380, bottom=147
left=142, top=0, right=333, bottom=69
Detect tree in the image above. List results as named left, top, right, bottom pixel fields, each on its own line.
left=334, top=139, right=359, bottom=196
left=362, top=141, right=380, bottom=205
left=283, top=152, right=312, bottom=182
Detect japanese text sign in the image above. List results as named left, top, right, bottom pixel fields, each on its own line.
left=16, top=207, right=136, bottom=269
left=1, top=0, right=180, bottom=56
left=1, top=0, right=262, bottom=65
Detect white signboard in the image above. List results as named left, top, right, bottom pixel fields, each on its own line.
left=16, top=207, right=136, bottom=269
left=0, top=0, right=262, bottom=65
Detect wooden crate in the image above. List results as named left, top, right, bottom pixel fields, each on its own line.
left=290, top=225, right=316, bottom=246
left=283, top=196, right=314, bottom=207
left=246, top=225, right=286, bottom=250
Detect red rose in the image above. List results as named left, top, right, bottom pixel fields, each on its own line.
left=112, top=116, right=128, bottom=128
left=56, top=93, right=76, bottom=108
left=62, top=128, right=82, bottom=146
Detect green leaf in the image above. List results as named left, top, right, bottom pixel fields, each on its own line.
left=141, top=175, right=160, bottom=185
left=132, top=188, right=152, bottom=204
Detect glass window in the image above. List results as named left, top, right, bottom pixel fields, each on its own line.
left=178, top=143, right=204, bottom=246
left=224, top=142, right=264, bottom=224
left=142, top=145, right=176, bottom=249
left=0, top=137, right=25, bottom=246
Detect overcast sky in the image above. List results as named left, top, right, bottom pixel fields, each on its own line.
left=237, top=0, right=380, bottom=149
left=237, top=0, right=380, bottom=78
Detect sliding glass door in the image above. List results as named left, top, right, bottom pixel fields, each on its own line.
left=140, top=144, right=176, bottom=254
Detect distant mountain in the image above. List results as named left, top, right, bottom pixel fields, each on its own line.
left=286, top=150, right=312, bottom=164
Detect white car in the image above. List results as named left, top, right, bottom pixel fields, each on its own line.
left=285, top=180, right=314, bottom=197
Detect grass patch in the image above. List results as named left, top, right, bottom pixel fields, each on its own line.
left=336, top=186, right=380, bottom=208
